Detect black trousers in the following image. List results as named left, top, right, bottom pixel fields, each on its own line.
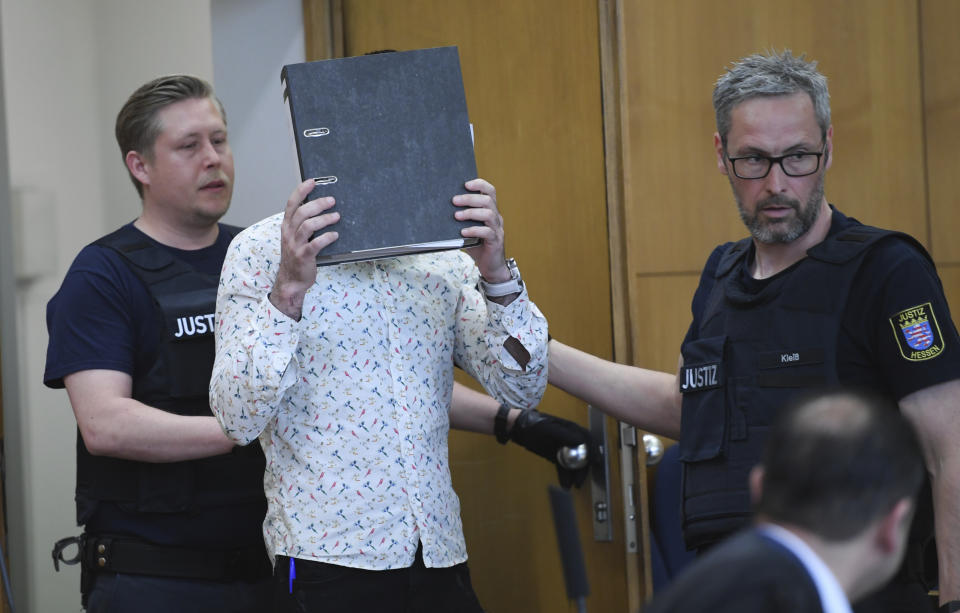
left=86, top=572, right=272, bottom=613
left=272, top=546, right=485, bottom=613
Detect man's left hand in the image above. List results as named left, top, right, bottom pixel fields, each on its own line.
left=454, top=178, right=512, bottom=284
left=508, top=409, right=596, bottom=489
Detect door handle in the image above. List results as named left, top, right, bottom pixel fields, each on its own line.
left=557, top=443, right=589, bottom=470
left=588, top=405, right=613, bottom=542
left=643, top=434, right=664, bottom=466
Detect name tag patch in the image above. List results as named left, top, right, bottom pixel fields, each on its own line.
left=890, top=302, right=944, bottom=362
left=757, top=348, right=825, bottom=370
left=680, top=362, right=721, bottom=392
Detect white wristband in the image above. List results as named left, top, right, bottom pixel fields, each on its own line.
left=479, top=258, right=523, bottom=297
left=480, top=277, right=522, bottom=297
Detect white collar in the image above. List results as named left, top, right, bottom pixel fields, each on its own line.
left=757, top=523, right=852, bottom=613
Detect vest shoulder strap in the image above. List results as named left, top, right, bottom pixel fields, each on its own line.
left=807, top=224, right=933, bottom=266
left=94, top=223, right=242, bottom=285
left=94, top=225, right=175, bottom=273
left=220, top=223, right=243, bottom=239
left=712, top=224, right=932, bottom=277
left=714, top=238, right=751, bottom=278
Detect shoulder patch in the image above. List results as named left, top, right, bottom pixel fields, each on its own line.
left=889, top=302, right=945, bottom=361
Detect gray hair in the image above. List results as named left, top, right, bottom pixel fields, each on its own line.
left=713, top=50, right=830, bottom=147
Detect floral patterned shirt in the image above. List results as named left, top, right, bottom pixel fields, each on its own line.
left=209, top=212, right=548, bottom=570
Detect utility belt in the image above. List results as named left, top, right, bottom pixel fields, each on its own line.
left=53, top=533, right=272, bottom=604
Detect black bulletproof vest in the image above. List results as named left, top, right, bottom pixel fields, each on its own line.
left=678, top=224, right=930, bottom=550
left=75, top=225, right=265, bottom=523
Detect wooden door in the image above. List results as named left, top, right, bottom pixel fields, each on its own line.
left=304, top=1, right=635, bottom=611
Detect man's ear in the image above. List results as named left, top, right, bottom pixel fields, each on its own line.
left=875, top=498, right=914, bottom=553
left=823, top=124, right=834, bottom=171
left=125, top=150, right=150, bottom=187
left=748, top=464, right=764, bottom=506
left=714, top=133, right=728, bottom=175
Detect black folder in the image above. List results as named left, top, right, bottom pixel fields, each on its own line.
left=280, top=46, right=481, bottom=265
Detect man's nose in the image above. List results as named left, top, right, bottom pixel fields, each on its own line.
left=200, top=140, right=222, bottom=166
left=761, top=160, right=789, bottom=192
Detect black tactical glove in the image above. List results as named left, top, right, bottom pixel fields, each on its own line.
left=503, top=408, right=594, bottom=489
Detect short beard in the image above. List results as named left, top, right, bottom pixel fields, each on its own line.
left=734, top=172, right=825, bottom=244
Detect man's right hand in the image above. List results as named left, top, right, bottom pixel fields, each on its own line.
left=269, top=179, right=340, bottom=320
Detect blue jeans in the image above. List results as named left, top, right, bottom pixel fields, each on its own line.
left=272, top=547, right=485, bottom=613
left=85, top=572, right=271, bottom=613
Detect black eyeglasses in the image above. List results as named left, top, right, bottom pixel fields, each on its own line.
left=726, top=143, right=826, bottom=179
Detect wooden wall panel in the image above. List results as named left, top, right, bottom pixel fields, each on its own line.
left=618, top=0, right=927, bottom=283
left=302, top=0, right=343, bottom=60
left=938, top=266, right=960, bottom=323
left=922, top=0, right=960, bottom=264
left=922, top=0, right=960, bottom=331
left=820, top=3, right=926, bottom=240
left=628, top=274, right=701, bottom=374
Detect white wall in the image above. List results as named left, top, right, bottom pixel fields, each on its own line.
left=1, top=1, right=303, bottom=608
left=90, top=2, right=216, bottom=231
left=212, top=0, right=304, bottom=227
left=3, top=3, right=118, bottom=611
left=0, top=0, right=284, bottom=612
left=0, top=1, right=304, bottom=609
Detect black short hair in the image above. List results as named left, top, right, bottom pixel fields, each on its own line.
left=756, top=388, right=925, bottom=540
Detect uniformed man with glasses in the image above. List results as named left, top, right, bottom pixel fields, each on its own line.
left=546, top=50, right=960, bottom=613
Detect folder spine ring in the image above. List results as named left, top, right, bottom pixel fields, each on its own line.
left=304, top=128, right=330, bottom=137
